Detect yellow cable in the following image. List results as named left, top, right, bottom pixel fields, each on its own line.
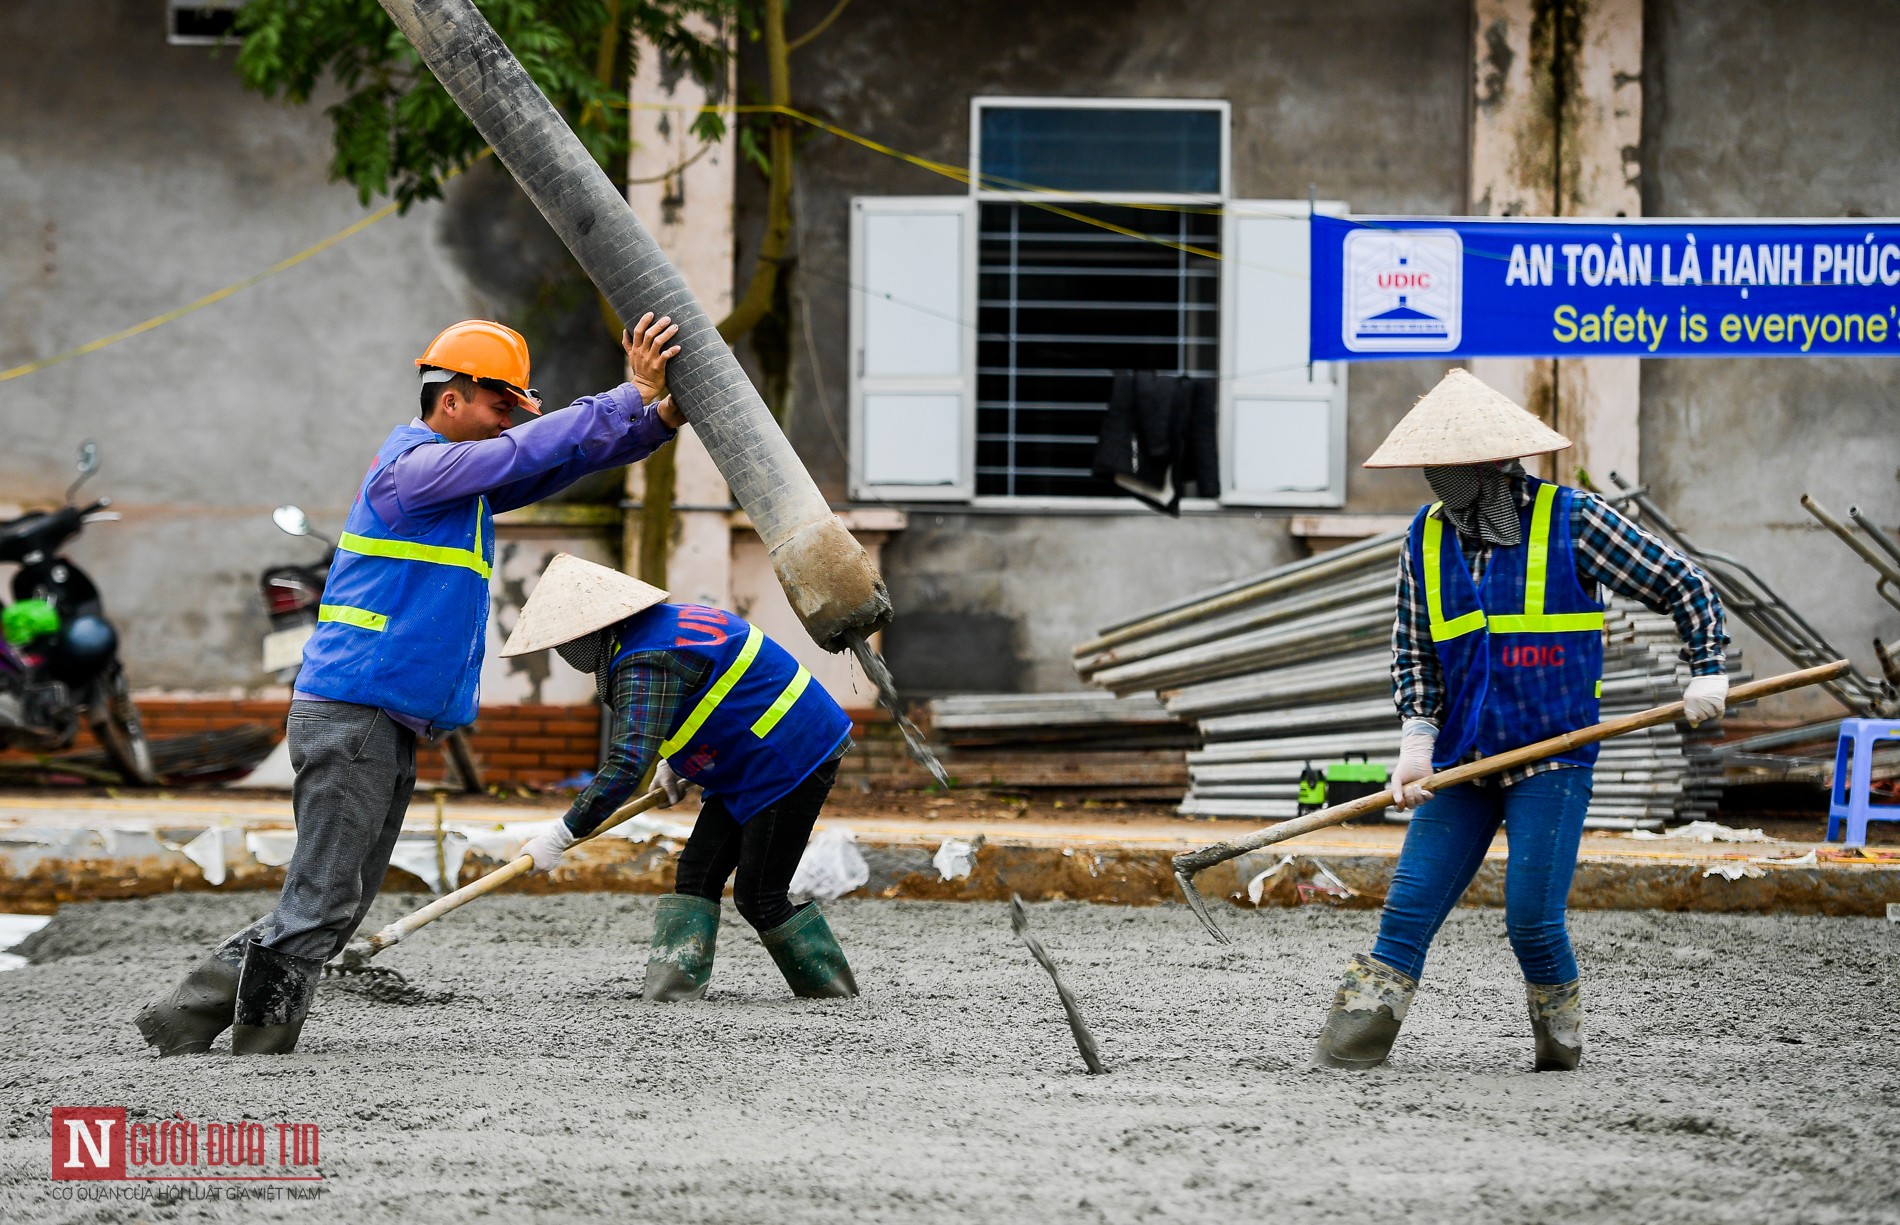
left=0, top=201, right=400, bottom=385
left=0, top=152, right=490, bottom=386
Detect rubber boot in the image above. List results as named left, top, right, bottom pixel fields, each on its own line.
left=229, top=940, right=323, bottom=1055
left=760, top=904, right=859, bottom=999
left=1526, top=979, right=1583, bottom=1071
left=642, top=895, right=721, bottom=1002
left=134, top=943, right=244, bottom=1056
left=1312, top=953, right=1417, bottom=1069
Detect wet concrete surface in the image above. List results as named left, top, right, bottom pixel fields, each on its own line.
left=3, top=893, right=1898, bottom=1222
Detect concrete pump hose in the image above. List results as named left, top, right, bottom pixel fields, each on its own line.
left=375, top=0, right=890, bottom=651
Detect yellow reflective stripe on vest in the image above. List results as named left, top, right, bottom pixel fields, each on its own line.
left=318, top=604, right=388, bottom=632
left=1422, top=506, right=1488, bottom=642
left=1423, top=490, right=1604, bottom=640
left=661, top=625, right=764, bottom=757
left=337, top=497, right=492, bottom=579
left=750, top=667, right=812, bottom=738
left=1485, top=484, right=1605, bottom=635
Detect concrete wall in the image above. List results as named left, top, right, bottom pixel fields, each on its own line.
left=1641, top=0, right=1900, bottom=717
left=740, top=0, right=1472, bottom=693
left=0, top=0, right=620, bottom=691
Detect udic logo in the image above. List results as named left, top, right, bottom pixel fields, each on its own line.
left=1342, top=229, right=1463, bottom=353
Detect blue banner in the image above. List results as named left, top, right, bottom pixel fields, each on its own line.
left=1309, top=215, right=1900, bottom=360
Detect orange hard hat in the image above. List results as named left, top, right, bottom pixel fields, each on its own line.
left=415, top=320, right=542, bottom=414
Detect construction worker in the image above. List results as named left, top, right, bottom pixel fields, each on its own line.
left=1311, top=369, right=1729, bottom=1072
left=136, top=316, right=685, bottom=1056
left=500, top=554, right=859, bottom=1000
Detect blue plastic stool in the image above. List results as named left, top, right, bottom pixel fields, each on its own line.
left=1826, top=718, right=1900, bottom=846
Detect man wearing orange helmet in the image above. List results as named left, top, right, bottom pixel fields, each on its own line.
left=136, top=313, right=685, bottom=1057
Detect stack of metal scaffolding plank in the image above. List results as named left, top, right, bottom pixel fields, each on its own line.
left=923, top=691, right=1197, bottom=799
left=1074, top=529, right=1747, bottom=828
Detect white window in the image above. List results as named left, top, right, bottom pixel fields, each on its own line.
left=848, top=98, right=1347, bottom=508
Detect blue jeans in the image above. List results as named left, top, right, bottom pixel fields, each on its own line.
left=1370, top=766, right=1593, bottom=985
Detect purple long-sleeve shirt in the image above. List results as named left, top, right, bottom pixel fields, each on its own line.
left=370, top=383, right=672, bottom=526
left=296, top=384, right=674, bottom=735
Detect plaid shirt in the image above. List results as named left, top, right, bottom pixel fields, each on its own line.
left=562, top=651, right=710, bottom=837
left=561, top=649, right=853, bottom=835
left=1391, top=478, right=1728, bottom=785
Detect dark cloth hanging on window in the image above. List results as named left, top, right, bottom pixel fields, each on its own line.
left=1092, top=370, right=1219, bottom=516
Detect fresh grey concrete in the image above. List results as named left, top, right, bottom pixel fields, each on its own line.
left=4, top=893, right=1898, bottom=1222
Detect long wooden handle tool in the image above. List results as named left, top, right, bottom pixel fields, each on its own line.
left=329, top=787, right=672, bottom=975
left=1171, top=660, right=1851, bottom=944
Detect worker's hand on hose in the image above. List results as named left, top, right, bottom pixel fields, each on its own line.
left=1681, top=673, right=1729, bottom=726
left=651, top=395, right=685, bottom=430
left=522, top=817, right=579, bottom=873
left=624, top=312, right=682, bottom=408
left=1391, top=720, right=1438, bottom=810
left=655, top=761, right=691, bottom=808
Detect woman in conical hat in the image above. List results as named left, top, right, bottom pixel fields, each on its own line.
left=1311, top=369, right=1730, bottom=1073
left=501, top=554, right=860, bottom=1001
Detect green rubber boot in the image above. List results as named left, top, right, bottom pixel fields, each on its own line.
left=1526, top=979, right=1583, bottom=1071
left=134, top=943, right=244, bottom=1056
left=229, top=940, right=323, bottom=1055
left=760, top=904, right=859, bottom=999
left=642, top=895, right=721, bottom=1002
left=1313, top=953, right=1417, bottom=1069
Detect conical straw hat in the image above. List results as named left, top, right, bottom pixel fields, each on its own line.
left=499, top=554, right=668, bottom=657
left=1361, top=368, right=1572, bottom=468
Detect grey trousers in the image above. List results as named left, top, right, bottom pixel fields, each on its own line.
left=219, top=700, right=418, bottom=962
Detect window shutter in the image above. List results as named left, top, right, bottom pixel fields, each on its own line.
left=1219, top=200, right=1348, bottom=507
left=849, top=197, right=976, bottom=501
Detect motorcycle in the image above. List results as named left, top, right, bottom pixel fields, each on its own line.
left=260, top=507, right=484, bottom=793
left=0, top=442, right=158, bottom=785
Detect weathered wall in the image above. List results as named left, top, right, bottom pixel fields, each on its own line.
left=739, top=0, right=1471, bottom=693
left=1642, top=0, right=1900, bottom=718
left=0, top=0, right=619, bottom=691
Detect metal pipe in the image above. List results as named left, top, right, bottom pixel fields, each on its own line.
left=1075, top=570, right=1395, bottom=680
left=1801, top=495, right=1900, bottom=585
left=1850, top=506, right=1900, bottom=567
left=1075, top=534, right=1403, bottom=658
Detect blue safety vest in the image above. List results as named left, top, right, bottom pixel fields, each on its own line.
left=610, top=604, right=852, bottom=823
left=1409, top=478, right=1605, bottom=770
left=297, top=423, right=494, bottom=732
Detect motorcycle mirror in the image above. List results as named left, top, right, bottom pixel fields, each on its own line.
left=66, top=441, right=101, bottom=502
left=272, top=505, right=312, bottom=538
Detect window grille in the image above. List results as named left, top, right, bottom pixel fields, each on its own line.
left=975, top=202, right=1219, bottom=498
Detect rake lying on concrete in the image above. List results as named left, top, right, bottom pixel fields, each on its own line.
left=327, top=787, right=670, bottom=983
left=1170, top=660, right=1851, bottom=944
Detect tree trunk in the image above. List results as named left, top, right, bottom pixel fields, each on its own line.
left=375, top=0, right=890, bottom=651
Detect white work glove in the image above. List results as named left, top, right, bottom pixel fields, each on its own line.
left=1391, top=719, right=1438, bottom=810
left=521, top=817, right=579, bottom=873
left=655, top=760, right=691, bottom=808
left=1681, top=673, right=1729, bottom=726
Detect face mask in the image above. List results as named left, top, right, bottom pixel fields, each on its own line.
left=554, top=629, right=616, bottom=707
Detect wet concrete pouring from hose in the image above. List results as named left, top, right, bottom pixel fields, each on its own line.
left=5, top=891, right=1897, bottom=1223
left=845, top=631, right=949, bottom=788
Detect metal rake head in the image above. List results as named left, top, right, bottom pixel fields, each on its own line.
left=1172, top=860, right=1230, bottom=945
left=323, top=940, right=407, bottom=982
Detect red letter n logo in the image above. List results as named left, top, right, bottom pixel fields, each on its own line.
left=51, top=1107, right=126, bottom=1180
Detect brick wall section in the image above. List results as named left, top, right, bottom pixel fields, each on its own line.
left=97, top=699, right=915, bottom=790
left=94, top=698, right=600, bottom=790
